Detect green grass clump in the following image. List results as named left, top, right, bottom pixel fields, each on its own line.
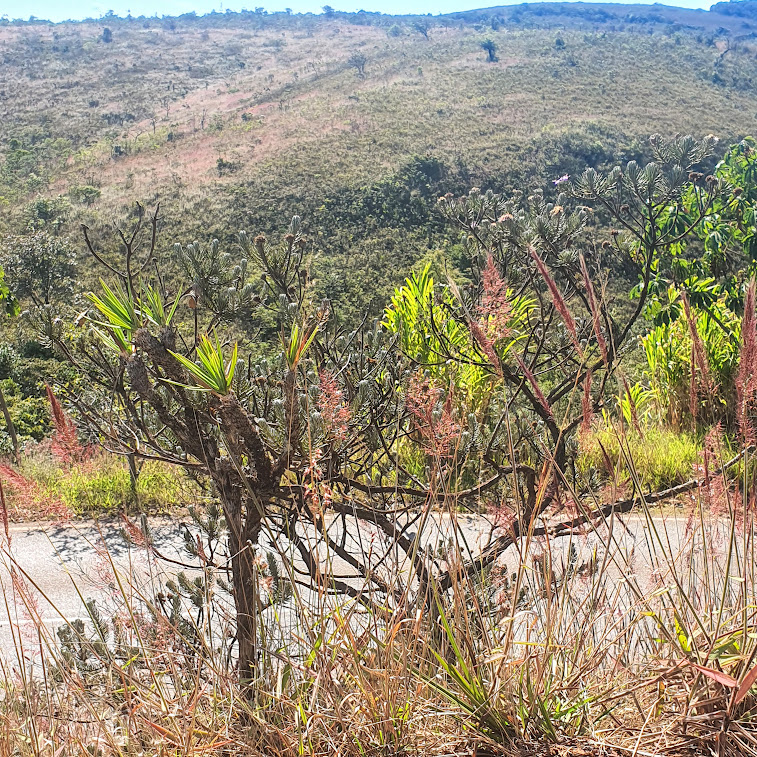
left=49, top=457, right=195, bottom=515
left=578, top=424, right=699, bottom=491
left=11, top=450, right=199, bottom=516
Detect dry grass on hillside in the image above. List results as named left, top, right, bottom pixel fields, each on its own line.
left=5, top=17, right=757, bottom=223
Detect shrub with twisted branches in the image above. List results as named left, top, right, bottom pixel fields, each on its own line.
left=46, top=135, right=723, bottom=689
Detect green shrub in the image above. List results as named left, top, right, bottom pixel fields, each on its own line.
left=52, top=461, right=129, bottom=513
left=0, top=343, right=19, bottom=380
left=45, top=455, right=198, bottom=514
left=0, top=379, right=50, bottom=454
left=578, top=424, right=700, bottom=492
left=69, top=185, right=101, bottom=205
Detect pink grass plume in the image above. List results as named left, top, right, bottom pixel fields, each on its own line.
left=579, top=254, right=608, bottom=366
left=737, top=278, right=757, bottom=446
left=529, top=246, right=583, bottom=359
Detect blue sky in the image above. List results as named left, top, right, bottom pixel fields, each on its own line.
left=2, top=0, right=714, bottom=22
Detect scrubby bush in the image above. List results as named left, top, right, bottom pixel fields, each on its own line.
left=49, top=455, right=196, bottom=514
left=0, top=344, right=19, bottom=381
left=481, top=38, right=498, bottom=61
left=347, top=51, right=367, bottom=75
left=578, top=423, right=700, bottom=491
left=69, top=185, right=101, bottom=205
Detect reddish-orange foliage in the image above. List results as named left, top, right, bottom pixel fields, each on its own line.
left=529, top=246, right=582, bottom=357
left=480, top=254, right=512, bottom=343
left=317, top=370, right=351, bottom=445
left=46, top=385, right=87, bottom=465
left=303, top=458, right=333, bottom=518
left=468, top=318, right=501, bottom=376
left=581, top=370, right=593, bottom=435
left=680, top=291, right=714, bottom=425
left=579, top=254, right=608, bottom=366
left=513, top=354, right=554, bottom=421
left=681, top=293, right=711, bottom=386
left=487, top=497, right=515, bottom=533
left=406, top=373, right=461, bottom=460
left=737, top=279, right=757, bottom=445
left=0, top=463, right=69, bottom=522
left=693, top=423, right=730, bottom=523
left=120, top=513, right=148, bottom=548
left=469, top=255, right=514, bottom=376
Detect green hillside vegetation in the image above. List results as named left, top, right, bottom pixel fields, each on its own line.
left=3, top=1, right=757, bottom=466
left=4, top=129, right=757, bottom=754
left=3, top=5, right=757, bottom=322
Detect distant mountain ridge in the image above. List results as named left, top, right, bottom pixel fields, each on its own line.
left=5, top=1, right=757, bottom=31
left=711, top=0, right=757, bottom=17
left=448, top=1, right=756, bottom=32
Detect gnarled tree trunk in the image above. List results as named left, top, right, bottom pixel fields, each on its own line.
left=215, top=460, right=263, bottom=685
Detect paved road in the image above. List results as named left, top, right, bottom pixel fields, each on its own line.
left=0, top=509, right=729, bottom=662
left=0, top=518, right=197, bottom=657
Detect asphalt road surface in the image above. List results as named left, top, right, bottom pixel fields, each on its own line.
left=0, top=509, right=729, bottom=663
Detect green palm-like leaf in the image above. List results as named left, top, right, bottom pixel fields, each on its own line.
left=415, top=595, right=515, bottom=739
left=142, top=283, right=180, bottom=327
left=170, top=332, right=237, bottom=395
left=87, top=279, right=140, bottom=332
left=282, top=321, right=319, bottom=370
left=91, top=324, right=131, bottom=354
left=86, top=280, right=141, bottom=353
left=86, top=280, right=181, bottom=354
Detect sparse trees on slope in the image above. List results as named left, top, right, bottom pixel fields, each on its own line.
left=348, top=52, right=367, bottom=76
left=412, top=19, right=431, bottom=39
left=481, top=38, right=498, bottom=62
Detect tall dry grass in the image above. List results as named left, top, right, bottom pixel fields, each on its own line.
left=2, top=413, right=757, bottom=756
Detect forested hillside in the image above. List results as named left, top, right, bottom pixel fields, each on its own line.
left=2, top=2, right=757, bottom=454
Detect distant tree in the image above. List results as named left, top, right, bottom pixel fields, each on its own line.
left=412, top=19, right=431, bottom=39
left=216, top=156, right=240, bottom=176
left=555, top=36, right=565, bottom=49
left=0, top=231, right=76, bottom=308
left=69, top=185, right=101, bottom=206
left=0, top=267, right=19, bottom=465
left=322, top=5, right=335, bottom=15
left=24, top=196, right=69, bottom=232
left=348, top=52, right=367, bottom=76
left=481, top=38, right=498, bottom=62
left=102, top=27, right=113, bottom=43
